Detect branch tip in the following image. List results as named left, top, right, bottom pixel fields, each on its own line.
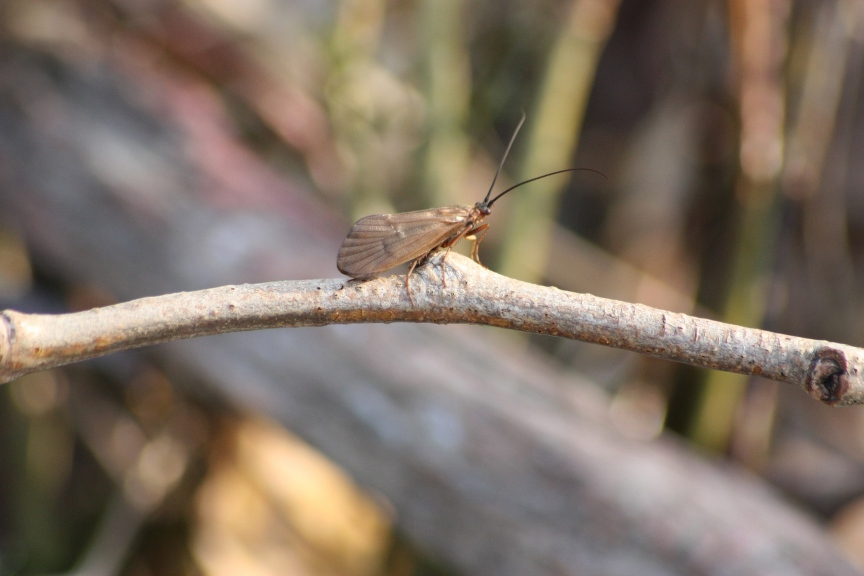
left=806, top=347, right=849, bottom=405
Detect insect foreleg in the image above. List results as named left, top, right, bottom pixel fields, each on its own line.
left=465, top=224, right=490, bottom=267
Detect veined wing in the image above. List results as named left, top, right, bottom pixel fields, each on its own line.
left=337, top=206, right=472, bottom=279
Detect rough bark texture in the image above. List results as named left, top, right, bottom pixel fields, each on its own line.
left=2, top=257, right=863, bottom=406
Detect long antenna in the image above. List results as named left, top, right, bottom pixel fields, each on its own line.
left=486, top=168, right=607, bottom=207
left=482, top=112, right=527, bottom=204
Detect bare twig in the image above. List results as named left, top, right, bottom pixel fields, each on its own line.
left=1, top=253, right=861, bottom=405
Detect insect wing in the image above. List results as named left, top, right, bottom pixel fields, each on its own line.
left=337, top=206, right=471, bottom=279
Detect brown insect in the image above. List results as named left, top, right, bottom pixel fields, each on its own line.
left=337, top=115, right=591, bottom=303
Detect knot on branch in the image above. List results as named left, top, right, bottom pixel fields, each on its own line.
left=805, top=347, right=849, bottom=406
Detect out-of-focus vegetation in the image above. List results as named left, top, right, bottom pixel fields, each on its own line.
left=2, top=0, right=864, bottom=573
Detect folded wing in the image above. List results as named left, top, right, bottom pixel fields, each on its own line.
left=337, top=207, right=470, bottom=279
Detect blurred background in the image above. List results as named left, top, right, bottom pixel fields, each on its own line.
left=1, top=0, right=864, bottom=574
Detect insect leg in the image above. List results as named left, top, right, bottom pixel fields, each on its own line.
left=404, top=257, right=422, bottom=306
left=466, top=224, right=490, bottom=267
left=438, top=247, right=454, bottom=287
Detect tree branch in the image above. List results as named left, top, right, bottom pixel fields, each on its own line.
left=1, top=253, right=861, bottom=405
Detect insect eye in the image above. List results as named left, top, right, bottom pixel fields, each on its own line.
left=480, top=205, right=491, bottom=215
